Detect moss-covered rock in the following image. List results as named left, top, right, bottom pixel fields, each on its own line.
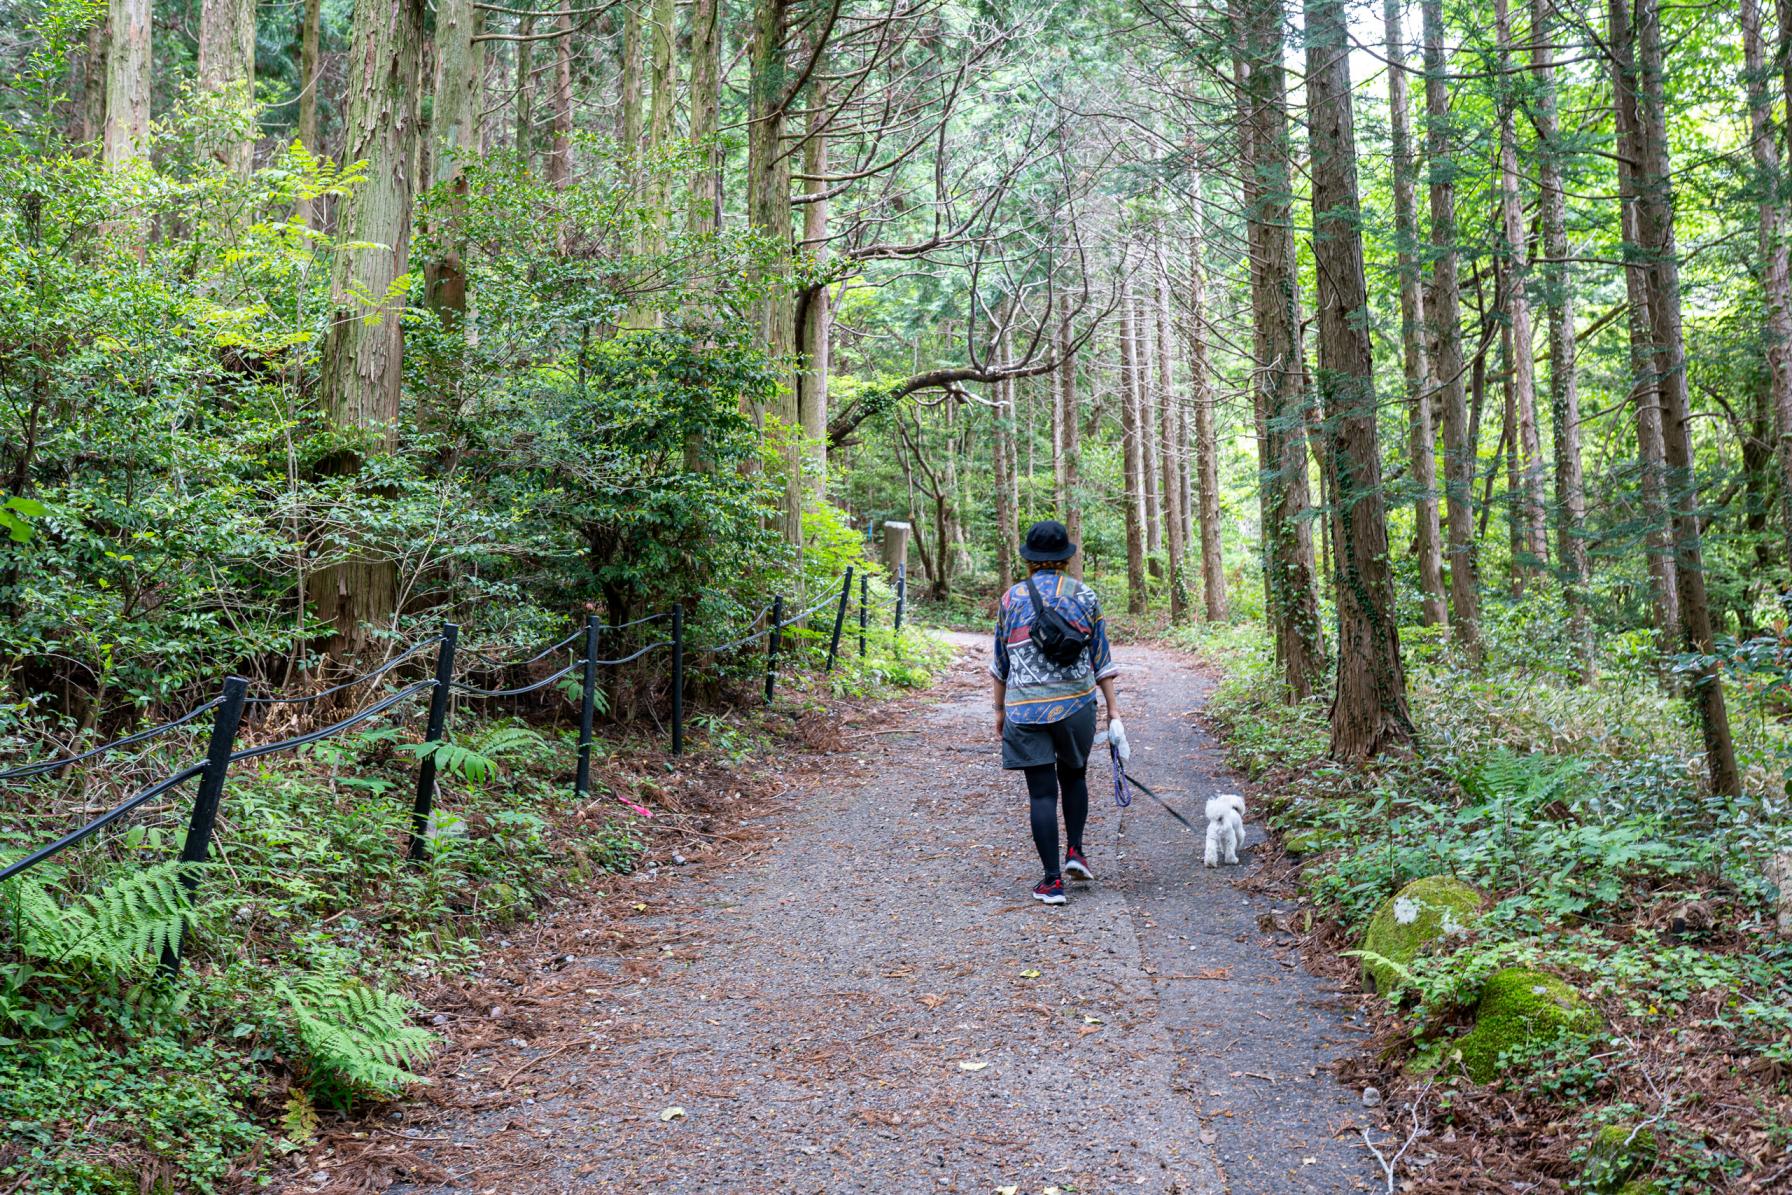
left=1615, top=1180, right=1660, bottom=1195
left=1584, top=1121, right=1658, bottom=1193
left=1359, top=875, right=1484, bottom=994
left=1457, top=967, right=1602, bottom=1083
left=1282, top=828, right=1342, bottom=856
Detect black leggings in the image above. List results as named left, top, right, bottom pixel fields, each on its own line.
left=1025, top=761, right=1088, bottom=877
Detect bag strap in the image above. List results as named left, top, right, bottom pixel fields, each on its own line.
left=1023, top=571, right=1047, bottom=617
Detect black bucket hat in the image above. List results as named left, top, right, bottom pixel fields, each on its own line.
left=1019, top=519, right=1077, bottom=563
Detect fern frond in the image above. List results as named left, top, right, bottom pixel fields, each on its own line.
left=282, top=969, right=435, bottom=1099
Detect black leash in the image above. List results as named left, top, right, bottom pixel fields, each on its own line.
left=1108, top=742, right=1198, bottom=830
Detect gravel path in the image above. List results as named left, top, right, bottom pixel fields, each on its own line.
left=374, top=635, right=1377, bottom=1194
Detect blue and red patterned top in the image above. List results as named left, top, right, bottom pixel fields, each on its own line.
left=989, top=569, right=1118, bottom=725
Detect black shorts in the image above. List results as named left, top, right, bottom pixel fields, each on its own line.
left=1000, top=703, right=1097, bottom=771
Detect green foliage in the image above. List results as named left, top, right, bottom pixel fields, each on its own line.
left=1355, top=876, right=1485, bottom=996
left=1452, top=967, right=1603, bottom=1084
left=1, top=860, right=201, bottom=978
left=279, top=967, right=435, bottom=1103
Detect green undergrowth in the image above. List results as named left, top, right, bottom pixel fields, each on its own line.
left=0, top=630, right=939, bottom=1193
left=1174, top=604, right=1792, bottom=1190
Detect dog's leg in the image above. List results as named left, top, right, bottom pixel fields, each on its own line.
left=1204, top=822, right=1220, bottom=867
left=1224, top=816, right=1242, bottom=864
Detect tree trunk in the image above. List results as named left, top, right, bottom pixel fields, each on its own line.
left=798, top=77, right=831, bottom=497
left=425, top=0, right=482, bottom=324
left=295, top=0, right=321, bottom=221
left=1236, top=0, right=1325, bottom=698
left=1140, top=291, right=1164, bottom=568
left=1309, top=0, right=1411, bottom=759
left=547, top=8, right=573, bottom=188
left=1187, top=225, right=1227, bottom=621
left=994, top=334, right=1019, bottom=586
left=689, top=0, right=721, bottom=233
left=1493, top=0, right=1549, bottom=575
left=748, top=0, right=801, bottom=549
left=314, top=0, right=426, bottom=664
left=1532, top=0, right=1591, bottom=675
left=621, top=2, right=643, bottom=161
left=1386, top=0, right=1446, bottom=628
left=1422, top=0, right=1481, bottom=654
left=1120, top=283, right=1149, bottom=612
left=103, top=0, right=150, bottom=165
left=515, top=16, right=535, bottom=161
left=1156, top=261, right=1187, bottom=622
left=197, top=0, right=256, bottom=174
left=82, top=19, right=109, bottom=146
left=644, top=0, right=674, bottom=243
left=1057, top=298, right=1084, bottom=579
left=1619, top=0, right=1741, bottom=794
left=1743, top=0, right=1792, bottom=571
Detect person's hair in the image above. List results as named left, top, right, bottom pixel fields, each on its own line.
left=1026, top=559, right=1067, bottom=574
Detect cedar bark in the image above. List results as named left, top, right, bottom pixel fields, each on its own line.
left=1422, top=0, right=1482, bottom=653
left=1235, top=0, right=1324, bottom=698
left=1742, top=0, right=1792, bottom=570
left=515, top=16, right=535, bottom=160
left=689, top=0, right=721, bottom=232
left=1057, top=298, right=1085, bottom=579
left=547, top=8, right=573, bottom=188
left=644, top=0, right=675, bottom=243
left=197, top=0, right=256, bottom=174
left=425, top=0, right=482, bottom=323
left=1386, top=0, right=1446, bottom=628
left=1616, top=0, right=1741, bottom=794
left=1493, top=0, right=1548, bottom=575
left=1308, top=0, right=1411, bottom=759
left=295, top=0, right=321, bottom=221
left=994, top=321, right=1019, bottom=585
left=1532, top=0, right=1591, bottom=673
left=1187, top=224, right=1227, bottom=621
left=103, top=0, right=150, bottom=165
left=798, top=76, right=831, bottom=495
left=1156, top=261, right=1187, bottom=622
left=82, top=20, right=108, bottom=146
left=1119, top=282, right=1149, bottom=613
left=621, top=3, right=643, bottom=160
left=1140, top=291, right=1163, bottom=567
left=314, top=0, right=426, bottom=662
left=747, top=0, right=802, bottom=547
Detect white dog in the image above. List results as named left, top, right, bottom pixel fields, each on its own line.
left=1204, top=792, right=1246, bottom=867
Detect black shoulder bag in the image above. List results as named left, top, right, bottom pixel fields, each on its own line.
left=1023, top=573, right=1090, bottom=667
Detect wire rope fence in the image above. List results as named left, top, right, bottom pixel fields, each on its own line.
left=0, top=564, right=909, bottom=976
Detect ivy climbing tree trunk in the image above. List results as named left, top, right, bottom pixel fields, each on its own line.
left=1308, top=0, right=1411, bottom=760
left=314, top=0, right=425, bottom=664
left=1423, top=0, right=1481, bottom=655
left=1236, top=0, right=1325, bottom=700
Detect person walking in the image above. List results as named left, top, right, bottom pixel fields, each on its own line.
left=991, top=520, right=1126, bottom=905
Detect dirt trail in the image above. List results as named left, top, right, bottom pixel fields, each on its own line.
left=364, top=636, right=1376, bottom=1194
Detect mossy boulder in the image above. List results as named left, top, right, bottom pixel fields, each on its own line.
left=1359, top=876, right=1484, bottom=994
left=1615, top=1181, right=1660, bottom=1195
left=1457, top=967, right=1602, bottom=1083
left=1282, top=828, right=1342, bottom=856
left=1584, top=1122, right=1658, bottom=1193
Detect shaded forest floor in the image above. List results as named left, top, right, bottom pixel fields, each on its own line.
left=277, top=636, right=1382, bottom=1194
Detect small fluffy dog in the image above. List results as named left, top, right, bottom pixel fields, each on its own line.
left=1204, top=792, right=1246, bottom=867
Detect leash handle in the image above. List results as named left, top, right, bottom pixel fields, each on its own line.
left=1109, top=740, right=1131, bottom=808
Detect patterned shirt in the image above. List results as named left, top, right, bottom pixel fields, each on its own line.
left=989, top=570, right=1118, bottom=725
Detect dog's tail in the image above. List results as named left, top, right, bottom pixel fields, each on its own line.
left=1210, top=792, right=1246, bottom=819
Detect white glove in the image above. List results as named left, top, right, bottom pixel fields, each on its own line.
left=1106, top=717, right=1130, bottom=763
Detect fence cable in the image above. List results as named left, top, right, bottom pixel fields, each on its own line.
left=230, top=681, right=439, bottom=764
left=0, top=699, right=224, bottom=784
left=0, top=762, right=208, bottom=884
left=245, top=636, right=445, bottom=706
left=451, top=661, right=584, bottom=700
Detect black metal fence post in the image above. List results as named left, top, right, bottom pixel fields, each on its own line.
left=765, top=595, right=784, bottom=704
left=825, top=567, right=854, bottom=672
left=407, top=623, right=459, bottom=862
left=893, top=563, right=906, bottom=639
left=859, top=573, right=868, bottom=658
left=670, top=603, right=685, bottom=755
left=159, top=675, right=249, bottom=977
left=576, top=616, right=599, bottom=799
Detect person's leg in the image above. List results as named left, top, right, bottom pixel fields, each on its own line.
left=1024, top=763, right=1061, bottom=875
left=1058, top=760, right=1089, bottom=854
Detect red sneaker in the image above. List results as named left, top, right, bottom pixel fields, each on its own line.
left=1063, top=845, right=1094, bottom=882
left=1032, top=875, right=1067, bottom=905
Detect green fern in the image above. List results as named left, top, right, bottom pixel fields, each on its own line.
left=280, top=968, right=435, bottom=1101
left=402, top=724, right=547, bottom=786
left=1, top=860, right=200, bottom=976
left=1473, top=749, right=1584, bottom=813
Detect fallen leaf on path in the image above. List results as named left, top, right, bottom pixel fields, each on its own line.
left=1076, top=1025, right=1101, bottom=1037
left=1017, top=968, right=1041, bottom=979
left=659, top=1106, right=686, bottom=1122
left=916, top=993, right=946, bottom=1010
left=957, top=1060, right=989, bottom=1071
